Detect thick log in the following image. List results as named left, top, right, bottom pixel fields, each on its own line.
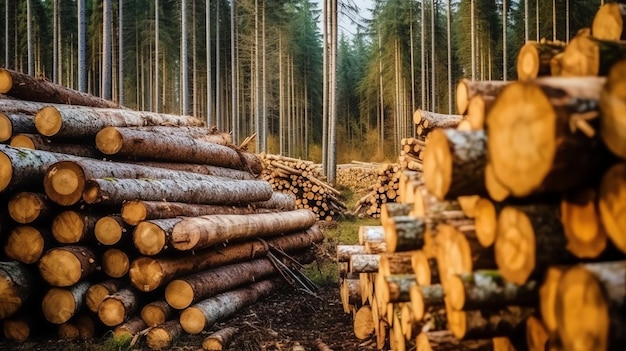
left=412, top=250, right=440, bottom=286
left=141, top=300, right=173, bottom=327
left=134, top=160, right=256, bottom=180
left=561, top=28, right=626, bottom=77
left=0, top=68, right=119, bottom=107
left=146, top=319, right=183, bottom=350
left=378, top=252, right=414, bottom=275
left=38, top=246, right=98, bottom=287
left=95, top=126, right=262, bottom=174
left=416, top=330, right=513, bottom=351
left=0, top=112, right=36, bottom=142
left=57, top=313, right=95, bottom=340
left=129, top=227, right=323, bottom=292
left=495, top=205, right=575, bottom=284
left=456, top=79, right=510, bottom=115
left=383, top=215, right=426, bottom=253
left=593, top=3, right=626, bottom=40
left=600, top=59, right=626, bottom=160
left=41, top=280, right=91, bottom=324
left=526, top=316, right=550, bottom=351
left=95, top=215, right=129, bottom=246
left=98, top=287, right=141, bottom=327
left=112, top=316, right=147, bottom=339
left=353, top=305, right=375, bottom=340
left=85, top=279, right=124, bottom=313
left=101, top=125, right=232, bottom=145
left=4, top=225, right=52, bottom=264
left=377, top=274, right=415, bottom=304
left=83, top=177, right=273, bottom=207
left=165, top=257, right=278, bottom=309
left=202, top=327, right=239, bottom=351
left=102, top=248, right=132, bottom=278
left=448, top=306, right=534, bottom=340
left=0, top=261, right=35, bottom=319
left=336, top=245, right=365, bottom=262
left=487, top=77, right=607, bottom=197
left=562, top=189, right=609, bottom=258
left=516, top=40, right=566, bottom=80
left=358, top=225, right=385, bottom=245
left=599, top=163, right=626, bottom=253
left=349, top=254, right=380, bottom=273
left=555, top=261, right=626, bottom=351
left=413, top=110, right=463, bottom=129
left=8, top=191, right=51, bottom=224
left=446, top=270, right=539, bottom=311
left=179, top=278, right=282, bottom=334
left=51, top=210, right=99, bottom=244
left=34, top=104, right=203, bottom=138
left=10, top=133, right=101, bottom=158
left=423, top=129, right=487, bottom=200
left=409, top=284, right=445, bottom=321
left=133, top=209, right=316, bottom=255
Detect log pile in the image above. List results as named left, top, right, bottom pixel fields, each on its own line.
left=336, top=162, right=381, bottom=196
left=352, top=164, right=402, bottom=219
left=338, top=5, right=626, bottom=350
left=259, top=153, right=347, bottom=221
left=0, top=69, right=323, bottom=349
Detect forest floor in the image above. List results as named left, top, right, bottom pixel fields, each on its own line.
left=0, top=217, right=380, bottom=351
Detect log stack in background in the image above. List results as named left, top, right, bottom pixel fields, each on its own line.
left=338, top=4, right=626, bottom=351
left=0, top=68, right=323, bottom=349
left=352, top=164, right=402, bottom=219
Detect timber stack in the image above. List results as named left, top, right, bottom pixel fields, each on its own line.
left=259, top=153, right=347, bottom=221
left=0, top=68, right=323, bottom=349
left=352, top=163, right=402, bottom=219
left=338, top=4, right=626, bottom=351
left=336, top=161, right=381, bottom=197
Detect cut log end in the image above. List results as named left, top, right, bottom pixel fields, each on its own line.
left=0, top=113, right=12, bottom=142
left=95, top=216, right=125, bottom=246
left=561, top=189, right=607, bottom=258
left=5, top=226, right=45, bottom=264
left=180, top=307, right=207, bottom=334
left=599, top=163, right=626, bottom=254
left=446, top=275, right=466, bottom=311
left=592, top=3, right=626, bottom=41
left=102, top=249, right=130, bottom=278
left=121, top=200, right=148, bottom=226
left=44, top=161, right=85, bottom=206
left=517, top=42, right=541, bottom=80
left=353, top=305, right=375, bottom=340
left=3, top=318, right=30, bottom=342
left=34, top=106, right=63, bottom=137
left=38, top=249, right=84, bottom=287
left=95, top=127, right=124, bottom=155
left=98, top=298, right=126, bottom=327
left=475, top=198, right=497, bottom=248
left=8, top=192, right=44, bottom=224
left=164, top=279, right=194, bottom=310
left=52, top=211, right=86, bottom=244
left=42, top=288, right=76, bottom=324
left=423, top=129, right=452, bottom=200
left=495, top=207, right=535, bottom=285
left=129, top=257, right=166, bottom=292
left=0, top=151, right=12, bottom=191
left=0, top=68, right=12, bottom=93
left=9, top=134, right=36, bottom=149
left=133, top=222, right=167, bottom=256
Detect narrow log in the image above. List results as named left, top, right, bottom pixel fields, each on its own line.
left=4, top=225, right=52, bottom=264
left=495, top=205, right=575, bottom=284
left=555, top=261, right=626, bottom=351
left=358, top=225, right=385, bottom=245
left=353, top=305, right=375, bottom=340
left=465, top=95, right=495, bottom=131
left=340, top=278, right=361, bottom=312
left=456, top=79, right=510, bottom=115
left=85, top=279, right=125, bottom=313
left=0, top=68, right=118, bottom=107
left=516, top=40, right=566, bottom=80
left=487, top=77, right=607, bottom=196
left=593, top=3, right=626, bottom=40
left=34, top=104, right=203, bottom=138
left=0, top=261, right=35, bottom=319
left=202, top=327, right=239, bottom=351
left=3, top=315, right=32, bottom=342
left=83, top=177, right=273, bottom=207
left=448, top=306, right=534, bottom=340
left=98, top=287, right=141, bottom=327
left=38, top=246, right=98, bottom=287
left=141, top=300, right=173, bottom=327
left=58, top=313, right=95, bottom=340
left=600, top=59, right=626, bottom=160
left=51, top=210, right=99, bottom=244
left=484, top=162, right=511, bottom=202
left=562, top=189, right=608, bottom=258
left=0, top=112, right=36, bottom=143
left=179, top=278, right=282, bottom=334
left=112, top=316, right=147, bottom=339
left=102, top=248, right=132, bottom=278
left=599, top=163, right=626, bottom=253
left=165, top=258, right=277, bottom=309
left=412, top=250, right=440, bottom=286
left=423, top=129, right=487, bottom=200
left=8, top=191, right=51, bottom=224
left=41, top=280, right=91, bottom=324
left=349, top=254, right=380, bottom=273
left=446, top=270, right=539, bottom=311
left=383, top=215, right=426, bottom=253
left=409, top=284, right=445, bottom=321
left=526, top=316, right=550, bottom=351
left=378, top=252, right=414, bottom=275
left=95, top=215, right=129, bottom=246
left=416, top=330, right=511, bottom=351
left=134, top=160, right=256, bottom=180
left=133, top=209, right=316, bottom=255
left=129, top=227, right=323, bottom=292
left=560, top=28, right=626, bottom=77
left=10, top=133, right=101, bottom=158
left=146, top=319, right=183, bottom=350
left=413, top=110, right=463, bottom=129
left=337, top=245, right=366, bottom=262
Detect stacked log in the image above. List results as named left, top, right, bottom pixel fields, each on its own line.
left=398, top=138, right=425, bottom=172
left=336, top=162, right=381, bottom=196
left=353, top=164, right=402, bottom=219
left=0, top=71, right=324, bottom=349
left=339, top=5, right=626, bottom=350
left=259, top=153, right=346, bottom=221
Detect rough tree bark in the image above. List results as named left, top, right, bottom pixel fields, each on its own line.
left=0, top=113, right=36, bottom=142
left=0, top=261, right=35, bottom=319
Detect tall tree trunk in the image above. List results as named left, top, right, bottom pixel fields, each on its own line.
left=53, top=0, right=58, bottom=83
left=193, top=0, right=198, bottom=118
left=447, top=0, right=452, bottom=112
left=181, top=0, right=189, bottom=115
left=471, top=0, right=476, bottom=79
left=78, top=0, right=86, bottom=92
left=118, top=0, right=124, bottom=105
left=431, top=0, right=436, bottom=111
left=231, top=0, right=238, bottom=143
left=215, top=0, right=221, bottom=129
left=4, top=0, right=8, bottom=68
left=261, top=1, right=267, bottom=152
left=420, top=0, right=425, bottom=111
left=206, top=0, right=212, bottom=126
left=322, top=0, right=328, bottom=172
left=503, top=0, right=507, bottom=80
left=103, top=0, right=112, bottom=100
left=328, top=0, right=337, bottom=183
left=26, top=0, right=33, bottom=75
left=254, top=0, right=260, bottom=151
left=155, top=0, right=159, bottom=112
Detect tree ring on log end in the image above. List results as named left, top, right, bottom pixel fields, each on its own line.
left=95, top=127, right=123, bottom=155
left=8, top=192, right=41, bottom=224
left=0, top=151, right=12, bottom=191
left=495, top=207, right=535, bottom=284
left=517, top=42, right=540, bottom=80
left=133, top=222, right=167, bottom=256
left=45, top=161, right=86, bottom=206
left=5, top=226, right=44, bottom=264
left=38, top=249, right=83, bottom=286
left=180, top=307, right=207, bottom=334
left=129, top=257, right=165, bottom=292
left=9, top=134, right=36, bottom=149
left=0, top=113, right=12, bottom=142
left=102, top=249, right=130, bottom=278
left=52, top=211, right=85, bottom=244
left=34, top=106, right=63, bottom=137
left=599, top=163, right=626, bottom=253
left=98, top=298, right=126, bottom=327
left=95, top=216, right=124, bottom=245
left=42, top=288, right=76, bottom=324
left=165, top=280, right=194, bottom=310
left=423, top=129, right=451, bottom=200
left=474, top=198, right=497, bottom=247
left=0, top=69, right=12, bottom=93
left=121, top=201, right=148, bottom=226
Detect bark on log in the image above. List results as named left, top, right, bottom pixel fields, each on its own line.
left=487, top=77, right=607, bottom=197
left=2, top=315, right=32, bottom=342
left=129, top=227, right=323, bottom=292
left=447, top=306, right=534, bottom=340
left=599, top=163, right=626, bottom=253
left=98, top=287, right=141, bottom=327
left=102, top=248, right=132, bottom=278
left=353, top=305, right=375, bottom=340
left=4, top=225, right=52, bottom=264
left=413, top=110, right=463, bottom=129
left=133, top=209, right=316, bottom=255
left=165, top=258, right=278, bottom=309
left=593, top=3, right=626, bottom=40
left=562, top=189, right=609, bottom=258
left=560, top=28, right=626, bottom=77
left=146, top=319, right=183, bottom=350
left=495, top=205, right=575, bottom=284
left=141, top=300, right=173, bottom=327
left=102, top=125, right=232, bottom=145
left=555, top=261, right=626, bottom=351
left=0, top=113, right=36, bottom=143
left=378, top=252, right=414, bottom=275
left=51, top=210, right=99, bottom=244
left=416, top=330, right=512, bottom=351
left=600, top=59, right=626, bottom=160
left=112, top=316, right=147, bottom=339
left=41, top=281, right=91, bottom=324
left=38, top=246, right=98, bottom=287
left=423, top=129, right=487, bottom=200
left=8, top=191, right=51, bottom=224
left=365, top=241, right=387, bottom=254
left=0, top=68, right=119, bottom=108
left=466, top=95, right=495, bottom=131
left=202, top=327, right=239, bottom=351
left=409, top=284, right=445, bottom=321
left=83, top=177, right=273, bottom=207
left=179, top=278, right=282, bottom=334
left=383, top=215, right=426, bottom=253
left=134, top=160, right=256, bottom=180
left=85, top=279, right=124, bottom=313
left=412, top=250, right=440, bottom=286
left=517, top=40, right=566, bottom=80
left=446, top=270, right=539, bottom=311
left=95, top=126, right=262, bottom=174
left=456, top=79, right=510, bottom=115
left=34, top=104, right=203, bottom=138
left=0, top=261, right=35, bottom=319
left=336, top=245, right=366, bottom=262
left=349, top=254, right=380, bottom=274
left=377, top=274, right=415, bottom=304
left=358, top=225, right=385, bottom=245
left=10, top=133, right=101, bottom=158
left=95, top=215, right=129, bottom=246
left=340, top=278, right=361, bottom=312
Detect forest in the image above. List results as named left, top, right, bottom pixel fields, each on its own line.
left=1, top=0, right=599, bottom=163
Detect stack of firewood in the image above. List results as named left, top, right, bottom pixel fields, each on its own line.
left=352, top=164, right=402, bottom=219
left=0, top=68, right=323, bottom=350
left=336, top=162, right=381, bottom=196
left=338, top=4, right=626, bottom=351
left=259, top=153, right=347, bottom=221
left=398, top=138, right=425, bottom=172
